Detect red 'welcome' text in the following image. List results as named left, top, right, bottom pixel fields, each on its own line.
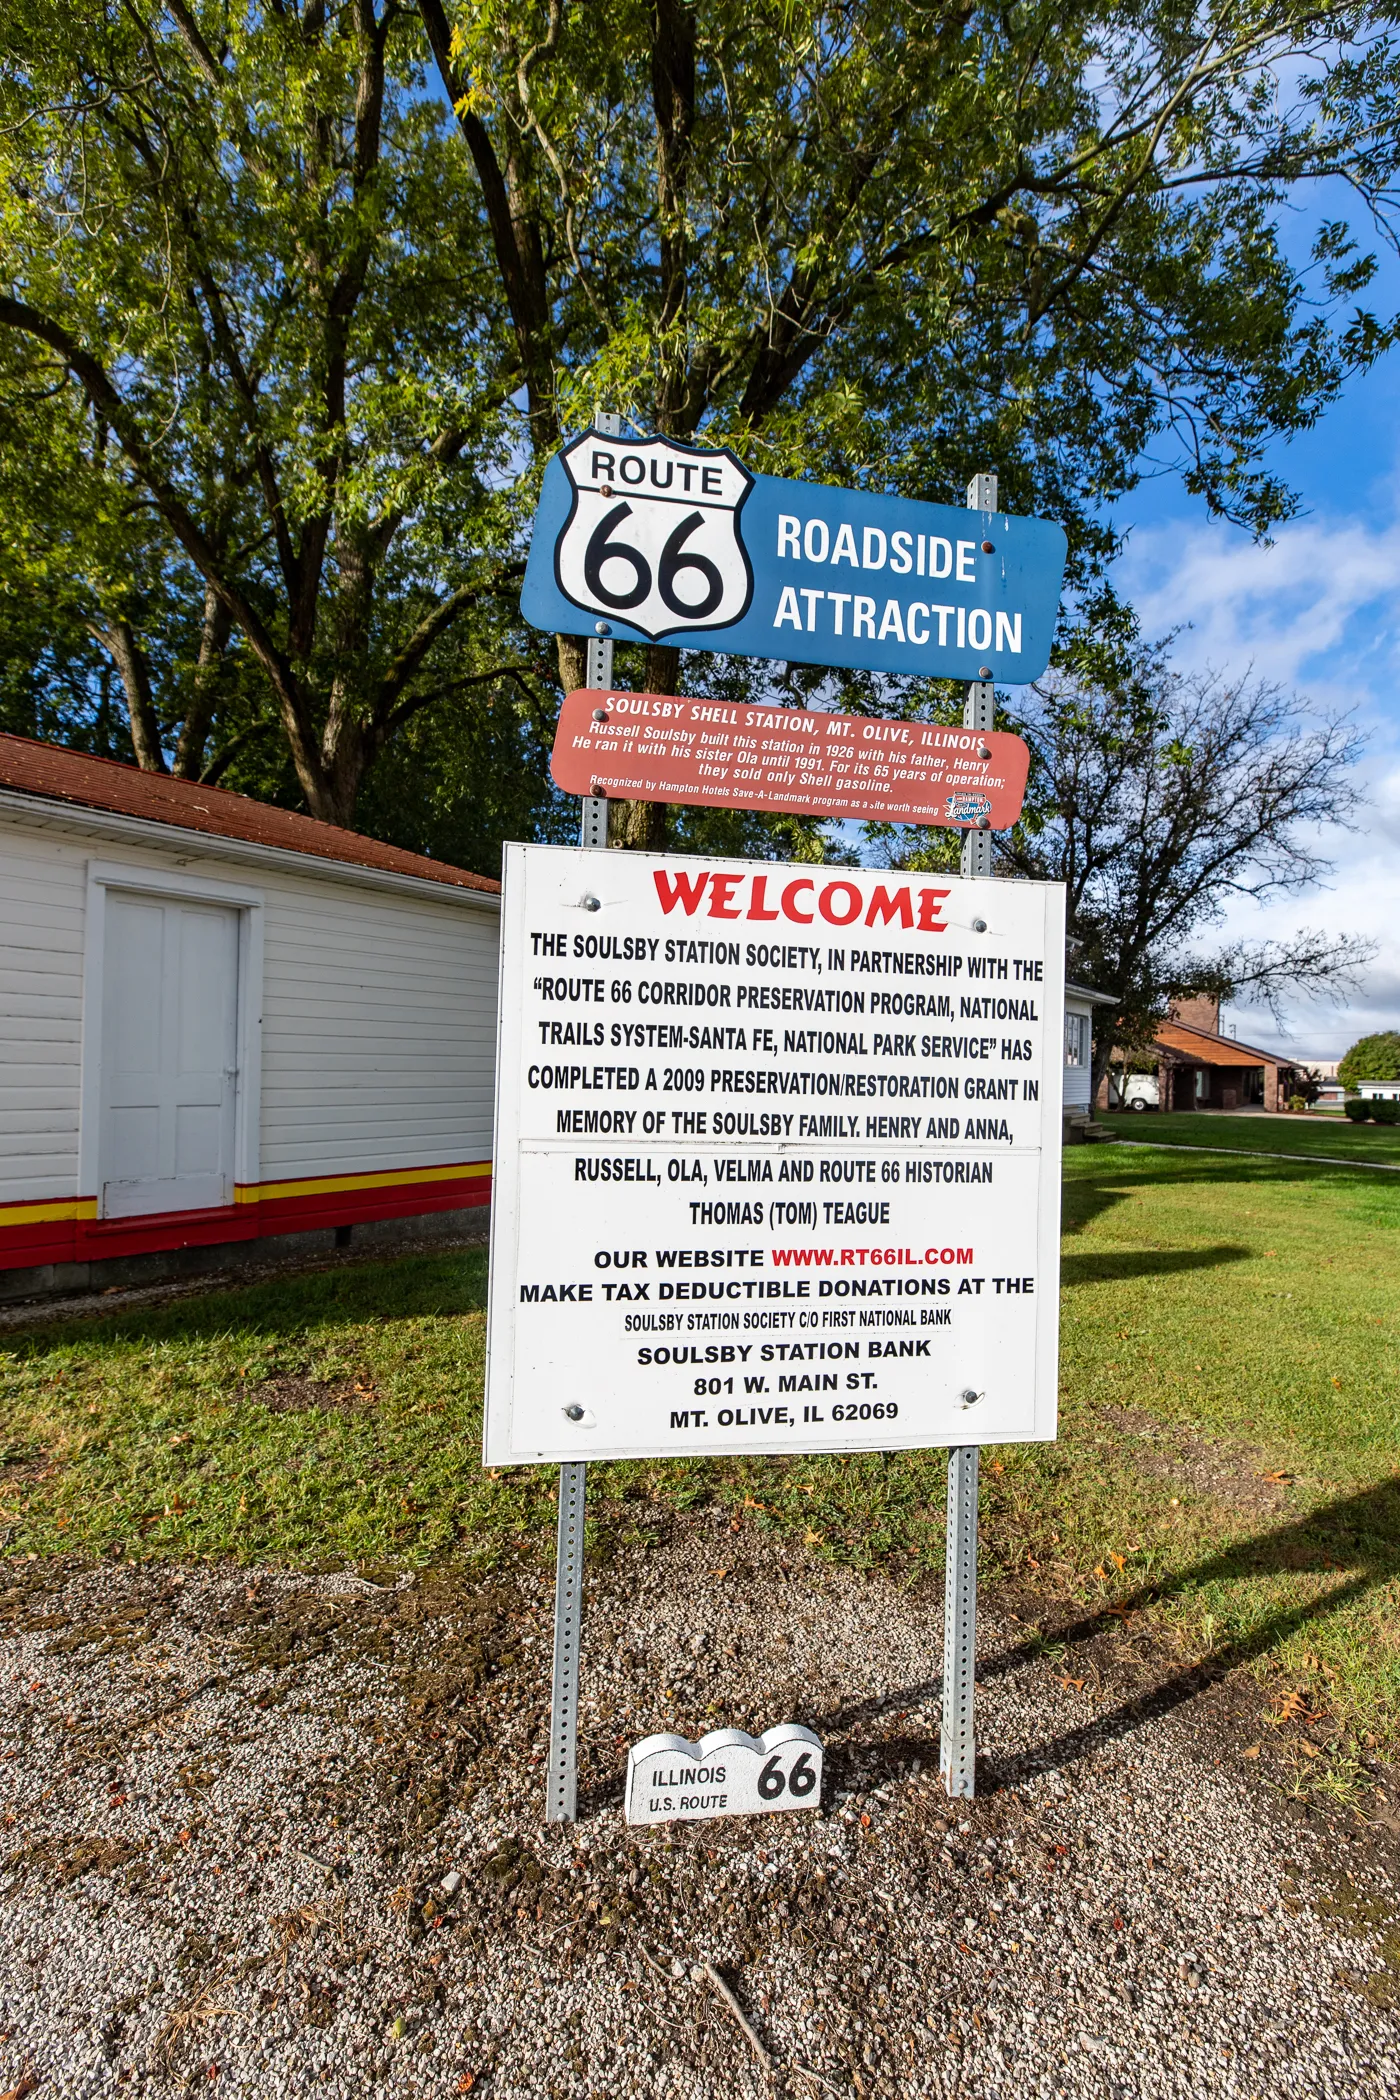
left=654, top=869, right=950, bottom=933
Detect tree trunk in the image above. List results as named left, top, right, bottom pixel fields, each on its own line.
left=1089, top=1031, right=1117, bottom=1115
left=557, top=633, right=587, bottom=691
left=93, top=616, right=167, bottom=773
left=608, top=643, right=679, bottom=850
left=173, top=579, right=233, bottom=778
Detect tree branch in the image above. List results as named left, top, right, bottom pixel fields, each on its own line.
left=417, top=0, right=559, bottom=453
left=0, top=295, right=328, bottom=807
left=370, top=565, right=527, bottom=734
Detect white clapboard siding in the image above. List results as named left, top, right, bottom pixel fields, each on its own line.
left=259, top=881, right=496, bottom=1178
left=0, top=809, right=500, bottom=1209
left=0, top=829, right=87, bottom=1199
left=1061, top=998, right=1094, bottom=1111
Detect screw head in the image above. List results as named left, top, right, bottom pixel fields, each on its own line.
left=979, top=665, right=992, bottom=678
left=582, top=895, right=601, bottom=913
left=981, top=539, right=995, bottom=553
left=592, top=708, right=610, bottom=723
left=564, top=1405, right=585, bottom=1422
left=972, top=917, right=987, bottom=932
left=978, top=743, right=991, bottom=759
left=595, top=620, right=612, bottom=636
left=601, top=484, right=614, bottom=498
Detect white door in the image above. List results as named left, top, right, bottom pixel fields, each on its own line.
left=99, top=894, right=240, bottom=1218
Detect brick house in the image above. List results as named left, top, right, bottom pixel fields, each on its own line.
left=1099, top=995, right=1301, bottom=1113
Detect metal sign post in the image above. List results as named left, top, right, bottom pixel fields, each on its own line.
left=941, top=468, right=998, bottom=1802
left=545, top=413, right=619, bottom=1824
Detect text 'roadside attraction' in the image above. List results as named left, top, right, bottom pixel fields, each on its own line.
left=484, top=846, right=1065, bottom=1467
left=521, top=432, right=1068, bottom=684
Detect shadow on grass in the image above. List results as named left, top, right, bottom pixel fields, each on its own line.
left=1061, top=1244, right=1249, bottom=1287
left=812, top=1476, right=1400, bottom=1788
left=1061, top=1143, right=1382, bottom=1242
left=985, top=1477, right=1400, bottom=1789
left=0, top=1243, right=491, bottom=1357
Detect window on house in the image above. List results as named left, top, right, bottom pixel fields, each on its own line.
left=1064, top=1011, right=1089, bottom=1066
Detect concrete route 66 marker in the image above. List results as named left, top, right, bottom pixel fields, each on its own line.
left=626, top=1723, right=823, bottom=1827
left=554, top=432, right=755, bottom=641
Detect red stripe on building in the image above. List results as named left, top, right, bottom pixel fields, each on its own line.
left=0, top=1169, right=491, bottom=1272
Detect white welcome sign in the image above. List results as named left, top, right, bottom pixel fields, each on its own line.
left=484, top=843, right=1064, bottom=1465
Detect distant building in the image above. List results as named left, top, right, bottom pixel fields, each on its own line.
left=1063, top=981, right=1116, bottom=1137
left=1099, top=995, right=1302, bottom=1113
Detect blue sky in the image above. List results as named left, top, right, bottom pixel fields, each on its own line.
left=1106, top=216, right=1400, bottom=1065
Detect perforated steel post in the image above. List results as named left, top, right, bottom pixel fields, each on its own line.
left=941, top=468, right=999, bottom=1800
left=545, top=410, right=619, bottom=1824
left=941, top=1444, right=980, bottom=1796
left=546, top=1458, right=588, bottom=1821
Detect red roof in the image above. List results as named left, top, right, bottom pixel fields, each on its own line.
left=0, top=734, right=499, bottom=897
left=1155, top=1020, right=1293, bottom=1069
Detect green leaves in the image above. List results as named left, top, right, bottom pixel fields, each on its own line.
left=3, top=0, right=1400, bottom=859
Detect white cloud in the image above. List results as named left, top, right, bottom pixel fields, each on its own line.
left=1122, top=513, right=1400, bottom=704
left=1116, top=496, right=1400, bottom=1062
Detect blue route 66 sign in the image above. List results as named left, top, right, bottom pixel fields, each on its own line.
left=521, top=429, right=1067, bottom=683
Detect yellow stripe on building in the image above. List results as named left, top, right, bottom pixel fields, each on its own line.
left=234, top=1161, right=492, bottom=1205
left=0, top=1197, right=99, bottom=1230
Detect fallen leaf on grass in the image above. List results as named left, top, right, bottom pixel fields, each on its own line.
left=1058, top=1675, right=1086, bottom=1692
left=1, top=2076, right=40, bottom=2100
left=1266, top=1688, right=1328, bottom=1729
left=1241, top=1745, right=1262, bottom=1759
left=1261, top=1471, right=1294, bottom=1485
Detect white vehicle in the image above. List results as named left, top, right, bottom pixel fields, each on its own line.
left=1119, top=1073, right=1160, bottom=1112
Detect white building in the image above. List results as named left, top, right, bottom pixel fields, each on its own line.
left=1063, top=980, right=1116, bottom=1123
left=0, top=736, right=500, bottom=1298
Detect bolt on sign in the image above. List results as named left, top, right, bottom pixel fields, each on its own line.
left=549, top=687, right=1031, bottom=829
left=520, top=433, right=1068, bottom=683
left=483, top=846, right=1065, bottom=1466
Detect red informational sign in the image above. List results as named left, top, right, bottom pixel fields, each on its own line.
left=549, top=688, right=1030, bottom=829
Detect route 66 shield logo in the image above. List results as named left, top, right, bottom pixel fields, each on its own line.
left=553, top=430, right=754, bottom=640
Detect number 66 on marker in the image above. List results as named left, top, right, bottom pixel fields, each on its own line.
left=626, top=1723, right=824, bottom=1827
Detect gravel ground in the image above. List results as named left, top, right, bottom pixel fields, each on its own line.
left=2, top=1523, right=1398, bottom=2099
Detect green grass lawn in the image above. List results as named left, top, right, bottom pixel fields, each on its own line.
left=3, top=1143, right=1399, bottom=1764
left=1101, top=1108, right=1400, bottom=1161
